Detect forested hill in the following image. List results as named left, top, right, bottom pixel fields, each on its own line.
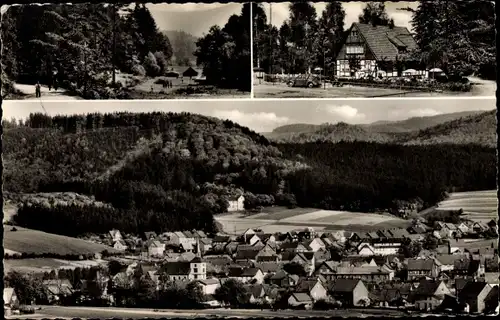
left=266, top=110, right=496, bottom=147
left=3, top=112, right=496, bottom=237
left=163, top=30, right=198, bottom=66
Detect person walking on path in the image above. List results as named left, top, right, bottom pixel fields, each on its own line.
left=35, top=82, right=41, bottom=98
left=53, top=80, right=58, bottom=92
left=48, top=82, right=52, bottom=91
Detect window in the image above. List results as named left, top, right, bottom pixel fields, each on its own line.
left=194, top=268, right=198, bottom=273
left=194, top=275, right=198, bottom=279
left=346, top=45, right=364, bottom=55
left=352, top=31, right=358, bottom=37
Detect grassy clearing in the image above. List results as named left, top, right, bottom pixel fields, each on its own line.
left=436, top=190, right=498, bottom=222
left=3, top=225, right=117, bottom=256
left=3, top=258, right=104, bottom=273
left=215, top=208, right=407, bottom=234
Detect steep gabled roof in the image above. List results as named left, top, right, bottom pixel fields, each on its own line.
left=160, top=262, right=191, bottom=275
left=338, top=23, right=417, bottom=62
left=458, top=281, right=490, bottom=300
left=291, top=292, right=312, bottom=303
left=407, top=259, right=434, bottom=271
left=333, top=279, right=362, bottom=293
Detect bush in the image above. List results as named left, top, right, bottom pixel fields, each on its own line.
left=154, top=77, right=169, bottom=86
left=131, top=64, right=146, bottom=77
left=144, top=52, right=161, bottom=77
left=313, top=299, right=338, bottom=310
left=154, top=52, right=169, bottom=75
left=19, top=305, right=35, bottom=314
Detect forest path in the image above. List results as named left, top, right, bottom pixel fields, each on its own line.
left=13, top=83, right=81, bottom=100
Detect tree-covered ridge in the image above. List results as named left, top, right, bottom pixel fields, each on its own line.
left=163, top=30, right=198, bottom=66
left=265, top=110, right=496, bottom=147
left=4, top=111, right=496, bottom=237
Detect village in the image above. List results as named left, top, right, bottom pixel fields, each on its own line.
left=4, top=214, right=499, bottom=316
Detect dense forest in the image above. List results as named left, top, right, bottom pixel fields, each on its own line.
left=264, top=110, right=496, bottom=148
left=254, top=1, right=496, bottom=79
left=3, top=112, right=496, bottom=236
left=1, top=3, right=250, bottom=98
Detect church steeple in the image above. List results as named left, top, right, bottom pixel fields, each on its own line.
left=196, top=237, right=201, bottom=257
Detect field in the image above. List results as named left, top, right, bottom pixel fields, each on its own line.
left=215, top=207, right=409, bottom=235
left=435, top=190, right=498, bottom=222
left=3, top=258, right=105, bottom=274
left=12, top=305, right=408, bottom=319
left=3, top=225, right=118, bottom=256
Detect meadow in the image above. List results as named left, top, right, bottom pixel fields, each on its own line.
left=215, top=206, right=408, bottom=235
left=436, top=190, right=498, bottom=222
left=3, top=258, right=105, bottom=274
left=3, top=225, right=117, bottom=256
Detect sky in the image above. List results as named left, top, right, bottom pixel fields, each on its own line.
left=261, top=1, right=417, bottom=31
left=2, top=98, right=495, bottom=133
left=147, top=3, right=243, bottom=37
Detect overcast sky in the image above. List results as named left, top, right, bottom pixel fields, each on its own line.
left=147, top=3, right=243, bottom=37
left=261, top=1, right=417, bottom=31
left=2, top=99, right=495, bottom=133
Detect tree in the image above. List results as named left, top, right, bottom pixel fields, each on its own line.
left=423, top=234, right=439, bottom=250
left=4, top=271, right=47, bottom=305
left=288, top=2, right=318, bottom=73
left=358, top=2, right=394, bottom=27
left=399, top=239, right=423, bottom=258
left=214, top=279, right=249, bottom=307
left=283, top=262, right=307, bottom=277
left=314, top=2, right=345, bottom=76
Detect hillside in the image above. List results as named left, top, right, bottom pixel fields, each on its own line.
left=3, top=111, right=496, bottom=237
left=266, top=110, right=496, bottom=147
left=367, top=110, right=485, bottom=133
left=163, top=30, right=198, bottom=66
left=404, top=110, right=497, bottom=146
left=3, top=225, right=117, bottom=256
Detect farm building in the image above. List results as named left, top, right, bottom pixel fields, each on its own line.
left=183, top=67, right=199, bottom=79
left=227, top=195, right=245, bottom=212
left=335, top=22, right=424, bottom=79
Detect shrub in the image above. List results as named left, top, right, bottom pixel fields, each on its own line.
left=19, top=305, right=35, bottom=314
left=144, top=52, right=161, bottom=77
left=313, top=299, right=337, bottom=310
left=154, top=51, right=169, bottom=74
left=131, top=64, right=146, bottom=77
left=154, top=77, right=169, bottom=86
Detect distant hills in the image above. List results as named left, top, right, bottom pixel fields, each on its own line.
left=163, top=30, right=198, bottom=66
left=265, top=110, right=496, bottom=147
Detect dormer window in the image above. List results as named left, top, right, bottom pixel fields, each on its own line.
left=352, top=30, right=358, bottom=37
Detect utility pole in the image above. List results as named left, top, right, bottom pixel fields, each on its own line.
left=269, top=3, right=273, bottom=85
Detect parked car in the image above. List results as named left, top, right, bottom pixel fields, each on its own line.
left=287, top=75, right=322, bottom=88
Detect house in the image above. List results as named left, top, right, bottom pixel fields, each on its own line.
left=304, top=238, right=325, bottom=252
left=410, top=279, right=451, bottom=311
left=228, top=267, right=265, bottom=284
left=160, top=257, right=206, bottom=282
left=183, top=66, right=199, bottom=79
left=326, top=266, right=393, bottom=283
left=336, top=22, right=421, bottom=79
left=294, top=278, right=328, bottom=301
left=109, top=229, right=123, bottom=242
left=357, top=241, right=401, bottom=256
left=331, top=279, right=370, bottom=307
left=148, top=240, right=166, bottom=257
left=484, top=286, right=499, bottom=314
left=406, top=259, right=439, bottom=281
left=288, top=293, right=313, bottom=308
left=42, top=279, right=74, bottom=303
left=212, top=235, right=231, bottom=246
left=434, top=254, right=469, bottom=272
left=113, top=239, right=128, bottom=251
left=458, top=281, right=493, bottom=313
left=269, top=270, right=300, bottom=287
left=280, top=242, right=309, bottom=254
left=227, top=195, right=245, bottom=212
left=291, top=252, right=316, bottom=275
left=199, top=238, right=212, bottom=253
left=313, top=249, right=332, bottom=263
left=197, top=278, right=220, bottom=295
left=453, top=259, right=482, bottom=278
left=3, top=288, right=19, bottom=310
left=144, top=231, right=157, bottom=240
left=255, top=262, right=281, bottom=276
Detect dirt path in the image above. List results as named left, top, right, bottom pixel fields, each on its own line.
left=13, top=83, right=81, bottom=100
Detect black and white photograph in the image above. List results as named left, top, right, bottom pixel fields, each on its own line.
left=1, top=2, right=251, bottom=100
left=2, top=97, right=498, bottom=318
left=252, top=1, right=496, bottom=98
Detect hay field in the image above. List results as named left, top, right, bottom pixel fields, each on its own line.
left=436, top=190, right=497, bottom=222
left=3, top=225, right=118, bottom=256
left=3, top=258, right=105, bottom=273
left=215, top=207, right=407, bottom=234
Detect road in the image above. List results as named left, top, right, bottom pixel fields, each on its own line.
left=7, top=305, right=410, bottom=319
left=254, top=78, right=496, bottom=98
left=13, top=83, right=81, bottom=100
